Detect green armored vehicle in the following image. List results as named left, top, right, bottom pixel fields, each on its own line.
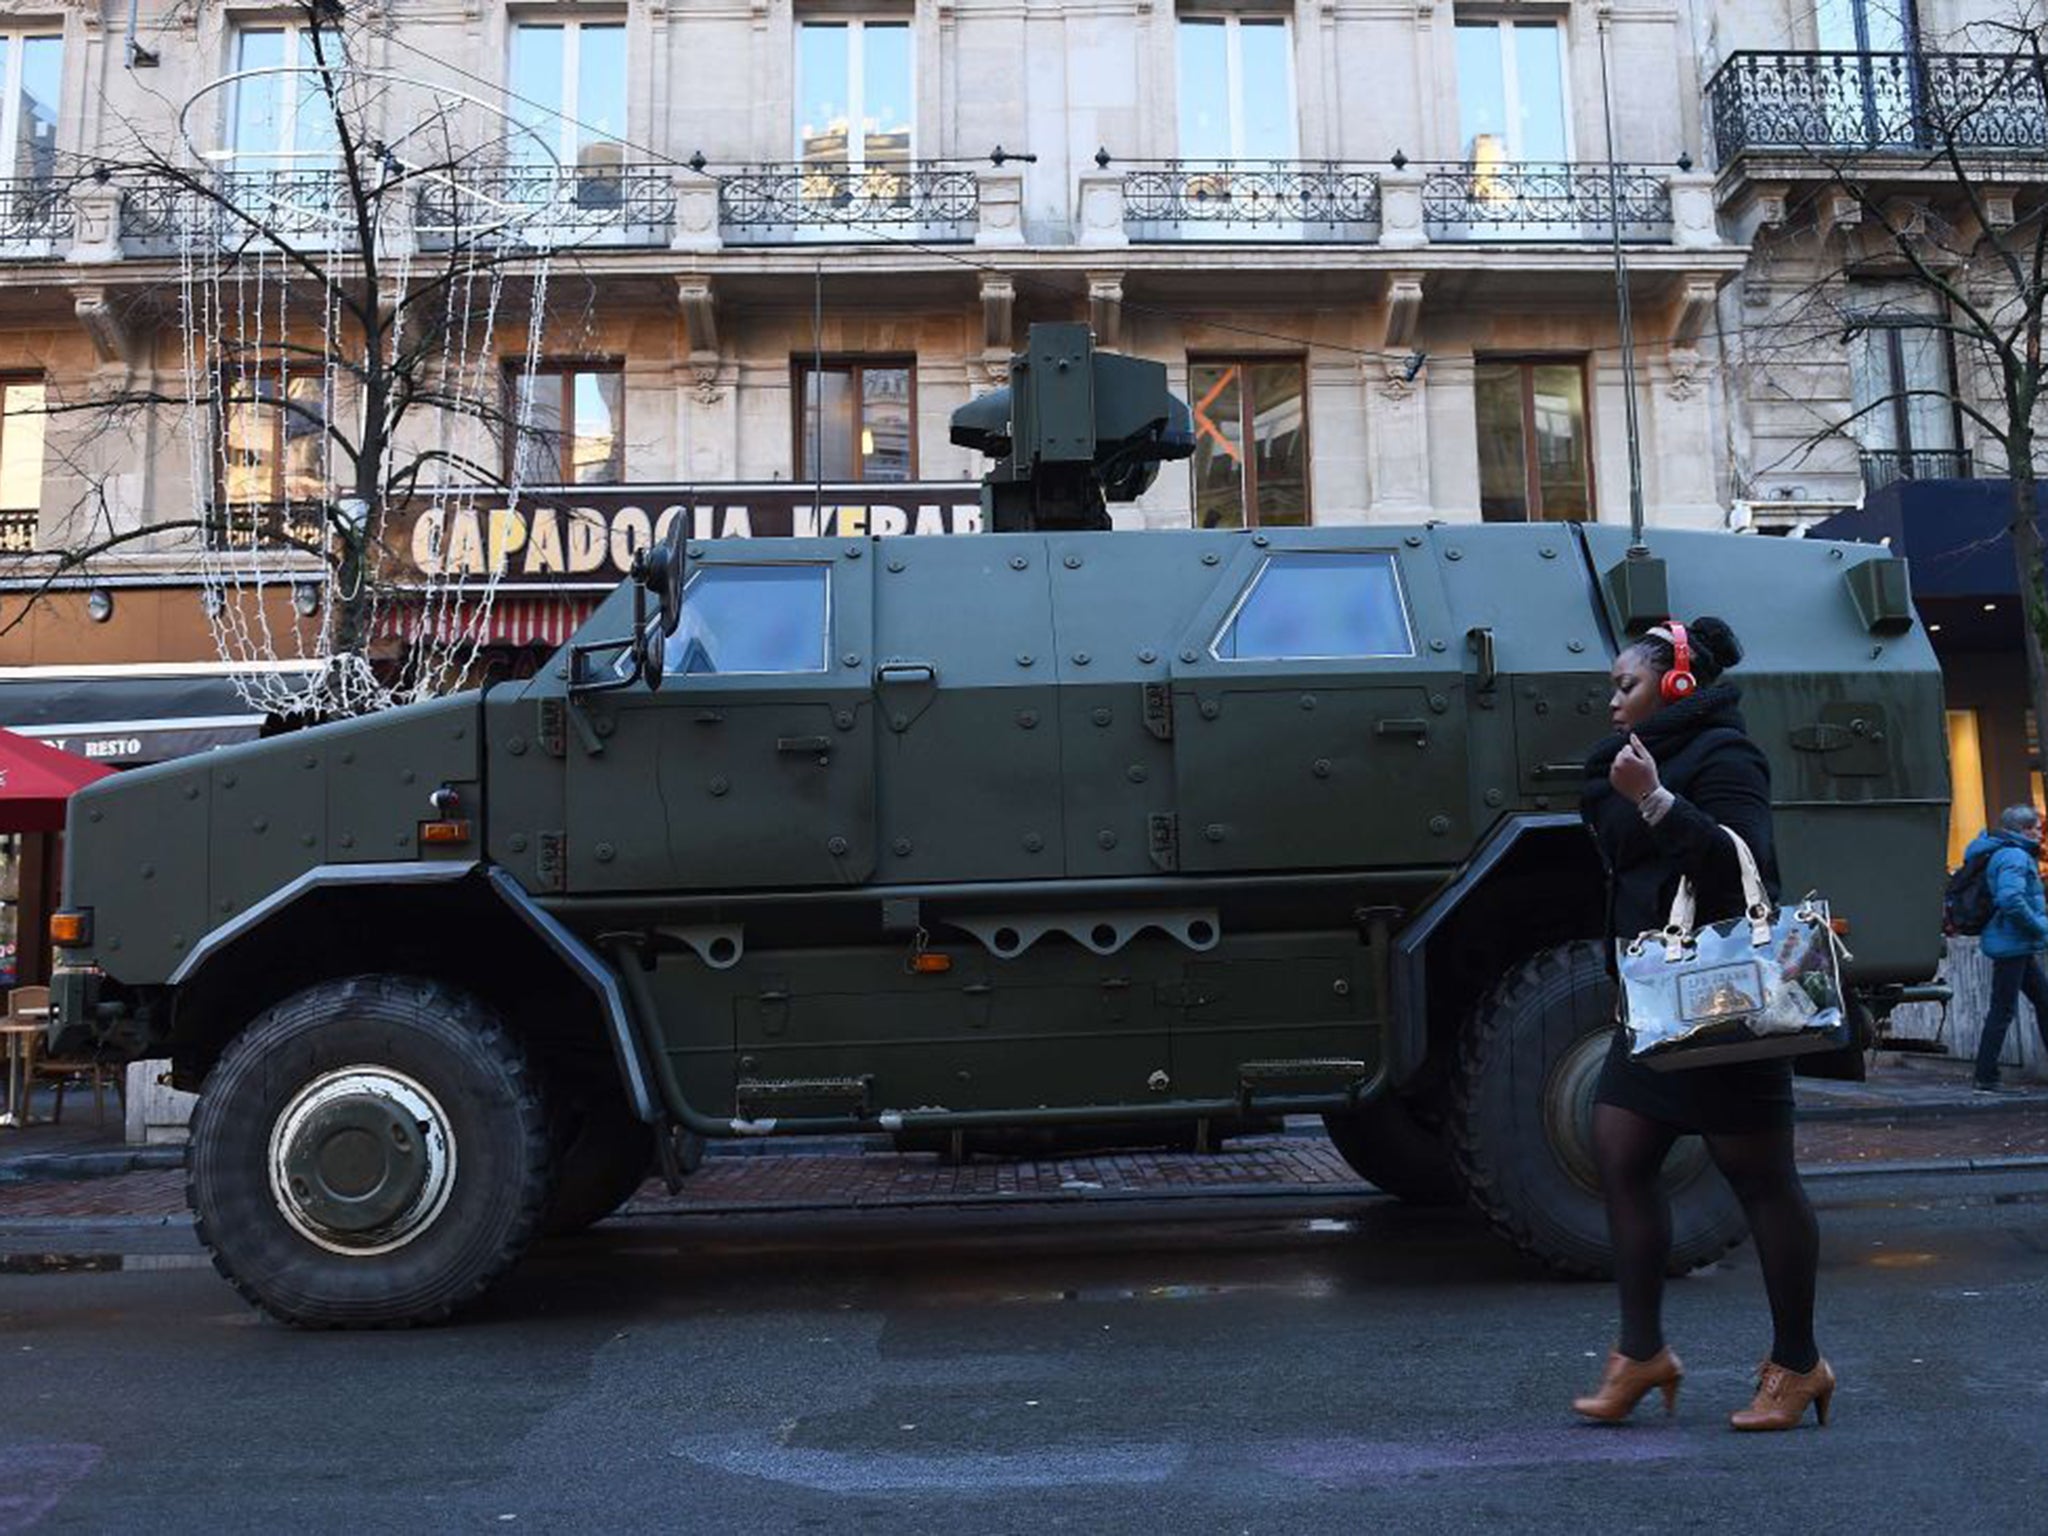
left=49, top=325, right=1948, bottom=1326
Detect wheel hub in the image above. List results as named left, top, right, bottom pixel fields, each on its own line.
left=1543, top=1031, right=1710, bottom=1196
left=268, top=1067, right=456, bottom=1255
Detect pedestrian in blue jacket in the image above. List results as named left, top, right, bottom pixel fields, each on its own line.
left=1966, top=805, right=2048, bottom=1091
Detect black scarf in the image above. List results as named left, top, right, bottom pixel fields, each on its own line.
left=1583, top=682, right=1748, bottom=787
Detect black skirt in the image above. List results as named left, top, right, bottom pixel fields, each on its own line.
left=1593, top=1025, right=1795, bottom=1134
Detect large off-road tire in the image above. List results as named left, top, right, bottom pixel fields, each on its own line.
left=187, top=975, right=552, bottom=1327
left=1322, top=1092, right=1466, bottom=1206
left=1452, top=941, right=1749, bottom=1279
left=541, top=1102, right=656, bottom=1237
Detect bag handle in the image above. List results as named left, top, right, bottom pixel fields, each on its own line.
left=1662, top=826, right=1774, bottom=959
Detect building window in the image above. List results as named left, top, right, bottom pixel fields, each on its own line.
left=1816, top=0, right=1915, bottom=53
left=1475, top=358, right=1593, bottom=522
left=1848, top=310, right=1962, bottom=489
left=229, top=25, right=343, bottom=166
left=1177, top=17, right=1296, bottom=160
left=219, top=373, right=330, bottom=506
left=795, top=359, right=914, bottom=482
left=0, top=377, right=44, bottom=548
left=1455, top=20, right=1570, bottom=165
left=796, top=20, right=911, bottom=170
left=0, top=33, right=61, bottom=183
left=508, top=365, right=625, bottom=486
left=1189, top=359, right=1308, bottom=529
left=509, top=20, right=627, bottom=173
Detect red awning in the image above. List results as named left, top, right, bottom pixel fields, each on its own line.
left=373, top=594, right=604, bottom=648
left=0, top=726, right=116, bottom=834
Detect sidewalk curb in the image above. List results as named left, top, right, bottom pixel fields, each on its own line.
left=0, top=1148, right=185, bottom=1185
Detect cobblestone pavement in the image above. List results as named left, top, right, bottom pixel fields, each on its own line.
left=5, top=1108, right=2045, bottom=1226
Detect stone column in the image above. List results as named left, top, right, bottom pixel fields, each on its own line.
left=975, top=168, right=1026, bottom=247
left=67, top=183, right=123, bottom=264
left=1649, top=347, right=1723, bottom=529
left=1668, top=170, right=1722, bottom=250
left=1075, top=170, right=1128, bottom=249
left=1366, top=357, right=1433, bottom=516
left=671, top=173, right=723, bottom=254
left=1378, top=167, right=1427, bottom=250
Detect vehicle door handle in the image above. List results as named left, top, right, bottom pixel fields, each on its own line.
left=777, top=736, right=833, bottom=755
left=877, top=663, right=936, bottom=686
left=1375, top=718, right=1429, bottom=742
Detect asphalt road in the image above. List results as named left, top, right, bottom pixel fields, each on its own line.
left=3, top=1168, right=2045, bottom=1534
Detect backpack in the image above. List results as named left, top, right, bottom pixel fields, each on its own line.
left=1943, top=849, right=1997, bottom=936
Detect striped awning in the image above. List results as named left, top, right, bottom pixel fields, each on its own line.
left=374, top=594, right=605, bottom=648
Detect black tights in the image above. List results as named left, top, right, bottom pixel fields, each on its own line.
left=1592, top=1103, right=1820, bottom=1373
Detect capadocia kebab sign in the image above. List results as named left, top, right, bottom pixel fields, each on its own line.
left=402, top=484, right=983, bottom=584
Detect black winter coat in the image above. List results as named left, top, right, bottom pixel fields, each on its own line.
left=1582, top=684, right=1780, bottom=954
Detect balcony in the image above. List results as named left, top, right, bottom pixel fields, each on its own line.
left=0, top=509, right=37, bottom=553
left=0, top=179, right=73, bottom=257
left=1707, top=51, right=2048, bottom=164
left=1861, top=447, right=1973, bottom=494
left=1118, top=161, right=1381, bottom=243
left=413, top=163, right=675, bottom=250
left=716, top=161, right=979, bottom=245
left=119, top=170, right=366, bottom=257
left=1415, top=161, right=1674, bottom=242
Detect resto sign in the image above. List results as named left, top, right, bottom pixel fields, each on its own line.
left=402, top=483, right=983, bottom=584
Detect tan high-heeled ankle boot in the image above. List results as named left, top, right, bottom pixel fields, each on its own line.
left=1729, top=1358, right=1836, bottom=1431
left=1572, top=1347, right=1684, bottom=1422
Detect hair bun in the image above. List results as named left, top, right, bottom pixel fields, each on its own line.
left=1687, top=616, right=1743, bottom=675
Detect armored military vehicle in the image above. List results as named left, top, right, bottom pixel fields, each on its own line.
left=48, top=325, right=1947, bottom=1326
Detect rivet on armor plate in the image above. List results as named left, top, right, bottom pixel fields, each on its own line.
left=340, top=833, right=355, bottom=849
left=1023, top=832, right=1045, bottom=852
left=300, top=834, right=315, bottom=848
left=843, top=652, right=861, bottom=667
left=1017, top=711, right=1039, bottom=729
left=1098, top=830, right=1117, bottom=850
left=1299, top=693, right=1316, bottom=710
left=139, top=863, right=154, bottom=880
left=1010, top=555, right=1029, bottom=570
left=1092, top=707, right=1112, bottom=726
left=1139, top=649, right=1158, bottom=664
left=828, top=836, right=850, bottom=856
left=1252, top=534, right=1269, bottom=548
left=1202, top=552, right=1220, bottom=565
left=1181, top=648, right=1199, bottom=663
left=1312, top=759, right=1331, bottom=778
left=688, top=546, right=705, bottom=558
left=397, top=833, right=411, bottom=847
left=594, top=717, right=615, bottom=738
left=507, top=736, right=527, bottom=756
left=1535, top=796, right=1551, bottom=811
left=1199, top=700, right=1220, bottom=720
left=1017, top=653, right=1035, bottom=667
left=222, top=774, right=237, bottom=789
left=400, top=770, right=415, bottom=784
left=1429, top=815, right=1451, bottom=835
left=1430, top=694, right=1448, bottom=712
left=835, top=710, right=855, bottom=729
left=509, top=834, right=529, bottom=853
left=1540, top=546, right=1557, bottom=559
left=304, top=754, right=317, bottom=769
left=709, top=776, right=730, bottom=796
left=1064, top=553, right=1082, bottom=569
left=1568, top=639, right=1586, bottom=653
left=251, top=818, right=268, bottom=834
left=1446, top=548, right=1463, bottom=561
left=1429, top=639, right=1447, bottom=653
left=90, top=809, right=103, bottom=821
left=891, top=713, right=909, bottom=730
left=1333, top=979, right=1351, bottom=996
left=220, top=899, right=232, bottom=913
left=1204, top=823, right=1225, bottom=842
left=184, top=786, right=198, bottom=800
left=1148, top=1070, right=1170, bottom=1093
left=1074, top=651, right=1091, bottom=666
left=888, top=558, right=905, bottom=572
left=1404, top=534, right=1422, bottom=547
left=1535, top=701, right=1550, bottom=715
left=1485, top=788, right=1504, bottom=807
left=595, top=842, right=616, bottom=862
left=892, top=838, right=913, bottom=856
left=1126, top=765, right=1147, bottom=783
left=845, top=545, right=863, bottom=559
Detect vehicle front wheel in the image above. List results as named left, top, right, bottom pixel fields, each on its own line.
left=187, top=975, right=552, bottom=1327
left=1451, top=941, right=1748, bottom=1279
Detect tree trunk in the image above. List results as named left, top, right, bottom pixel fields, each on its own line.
left=2011, top=453, right=2048, bottom=807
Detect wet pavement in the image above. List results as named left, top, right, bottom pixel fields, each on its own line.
left=2, top=1166, right=2045, bottom=1532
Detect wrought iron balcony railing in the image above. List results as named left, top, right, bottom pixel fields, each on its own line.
left=717, top=161, right=979, bottom=243
left=414, top=163, right=675, bottom=249
left=0, top=178, right=73, bottom=250
left=0, top=508, right=37, bottom=554
left=120, top=170, right=366, bottom=255
left=204, top=504, right=331, bottom=553
left=1707, top=51, right=2048, bottom=163
left=1119, top=161, right=1381, bottom=242
left=1418, top=162, right=1674, bottom=241
left=1860, top=447, right=1973, bottom=493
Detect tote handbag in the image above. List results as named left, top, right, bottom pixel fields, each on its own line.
left=1618, top=827, right=1854, bottom=1071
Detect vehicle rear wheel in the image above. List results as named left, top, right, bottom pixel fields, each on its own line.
left=187, top=974, right=552, bottom=1327
left=1451, top=941, right=1748, bottom=1279
left=541, top=1101, right=656, bottom=1237
left=1322, top=1091, right=1466, bottom=1206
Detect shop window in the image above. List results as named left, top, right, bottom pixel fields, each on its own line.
left=0, top=377, right=44, bottom=546
left=1212, top=551, right=1414, bottom=661
left=1189, top=358, right=1308, bottom=530
left=228, top=24, right=342, bottom=167
left=664, top=564, right=831, bottom=676
left=1476, top=357, right=1593, bottom=522
left=795, top=359, right=914, bottom=482
left=0, top=32, right=62, bottom=182
left=1946, top=708, right=1987, bottom=870
left=219, top=372, right=330, bottom=506
left=508, top=365, right=624, bottom=486
left=509, top=19, right=627, bottom=177
left=1177, top=16, right=1296, bottom=160
left=796, top=20, right=911, bottom=170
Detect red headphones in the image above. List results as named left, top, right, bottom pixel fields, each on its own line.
left=1656, top=621, right=1696, bottom=703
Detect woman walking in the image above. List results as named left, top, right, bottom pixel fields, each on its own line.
left=1572, top=616, right=1833, bottom=1431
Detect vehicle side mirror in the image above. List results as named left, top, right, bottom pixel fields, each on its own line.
left=629, top=524, right=689, bottom=693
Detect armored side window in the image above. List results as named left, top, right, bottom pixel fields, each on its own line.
left=1211, top=551, right=1414, bottom=661
left=663, top=563, right=830, bottom=676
